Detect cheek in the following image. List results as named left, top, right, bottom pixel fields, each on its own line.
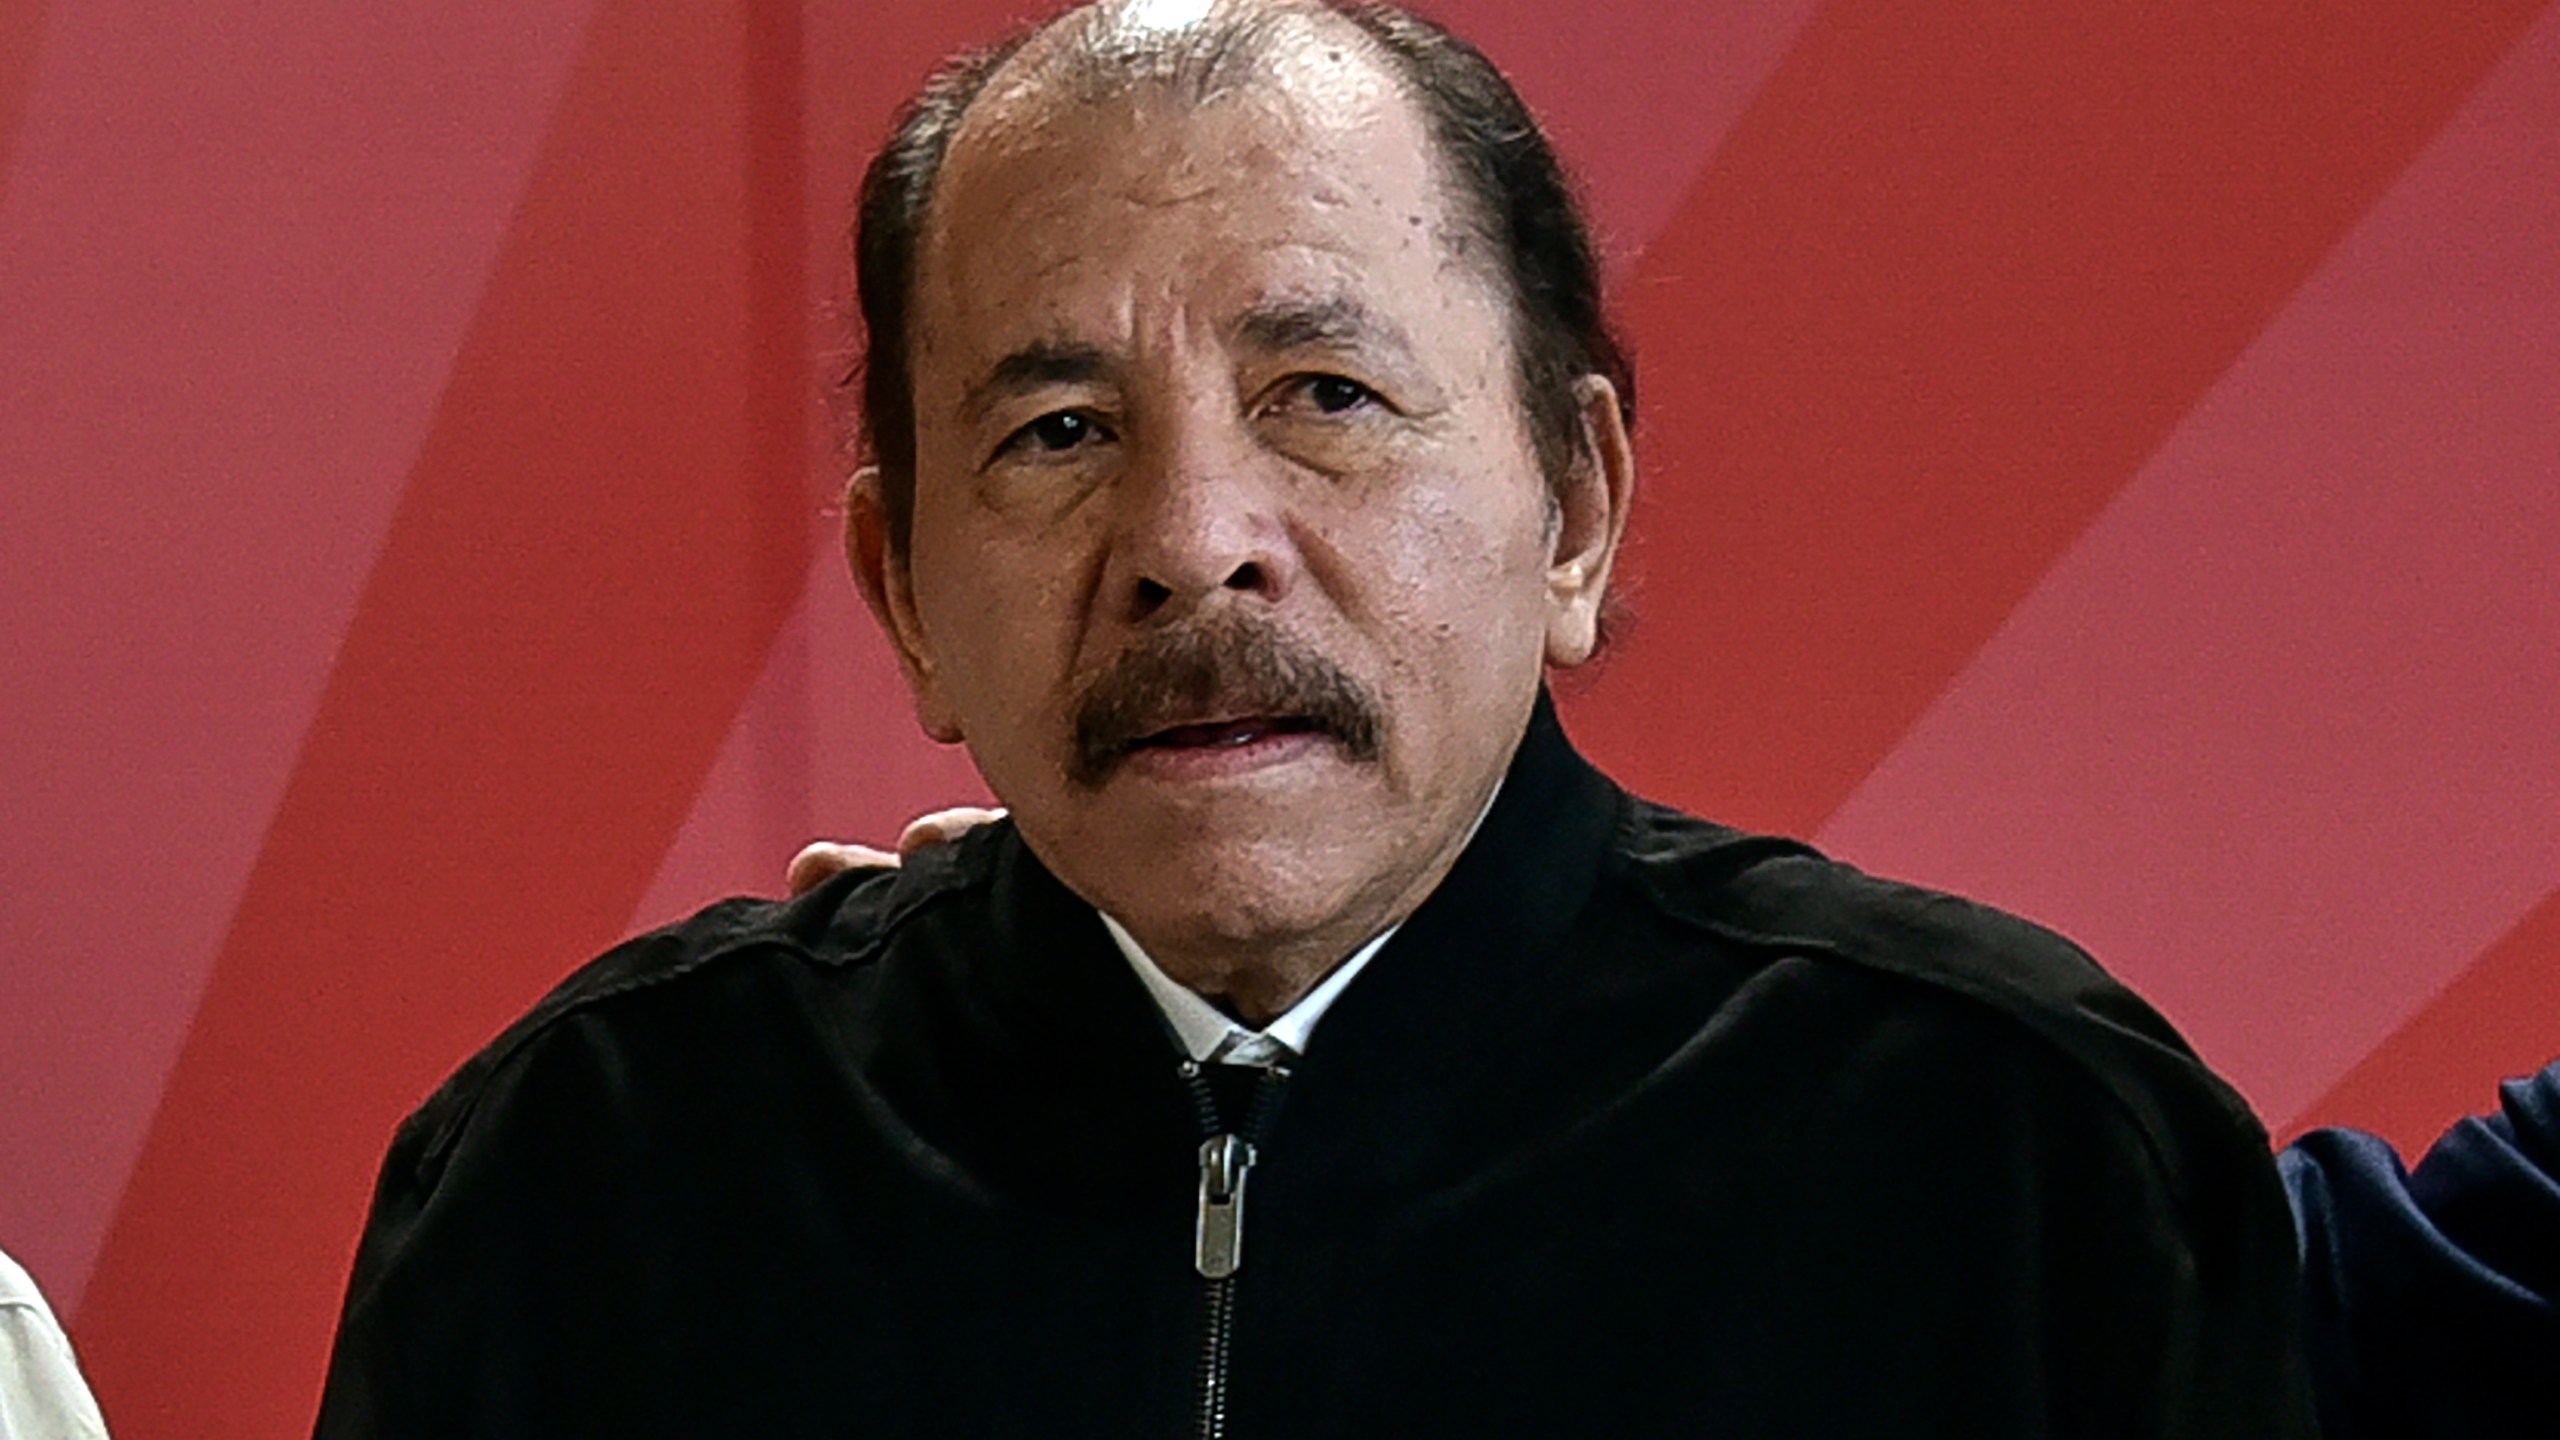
left=909, top=513, right=1072, bottom=699
left=1373, top=478, right=1550, bottom=620
left=1334, top=475, right=1554, bottom=716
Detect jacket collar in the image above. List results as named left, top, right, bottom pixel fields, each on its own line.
left=1250, top=690, right=1626, bottom=1202
left=1290, top=688, right=1621, bottom=1065
left=881, top=688, right=1627, bottom=1200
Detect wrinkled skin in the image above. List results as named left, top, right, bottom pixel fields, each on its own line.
left=849, top=11, right=1630, bottom=1021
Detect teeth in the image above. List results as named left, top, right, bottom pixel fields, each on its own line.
left=1136, top=716, right=1318, bottom=750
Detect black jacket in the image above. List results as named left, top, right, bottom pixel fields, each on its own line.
left=315, top=700, right=2316, bottom=1437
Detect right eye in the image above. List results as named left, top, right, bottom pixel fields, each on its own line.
left=1005, top=410, right=1106, bottom=455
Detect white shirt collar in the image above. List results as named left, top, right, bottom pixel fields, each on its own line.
left=1100, top=912, right=1395, bottom=1067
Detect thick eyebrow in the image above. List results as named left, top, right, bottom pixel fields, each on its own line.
left=1231, top=296, right=1417, bottom=362
left=957, top=342, right=1112, bottom=425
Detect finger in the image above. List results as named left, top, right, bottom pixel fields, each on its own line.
left=896, top=806, right=1007, bottom=856
left=785, top=840, right=901, bottom=897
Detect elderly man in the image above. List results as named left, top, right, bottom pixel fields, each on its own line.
left=313, top=2, right=2316, bottom=1435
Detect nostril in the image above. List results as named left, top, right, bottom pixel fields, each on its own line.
left=1134, top=576, right=1172, bottom=616
left=1223, top=561, right=1265, bottom=593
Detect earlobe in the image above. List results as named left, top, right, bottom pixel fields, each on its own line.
left=844, top=468, right=966, bottom=744
left=1543, top=375, right=1636, bottom=668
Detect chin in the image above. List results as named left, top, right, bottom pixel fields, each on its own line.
left=1075, top=822, right=1376, bottom=950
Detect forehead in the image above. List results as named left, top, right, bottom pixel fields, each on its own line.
left=914, top=36, right=1483, bottom=363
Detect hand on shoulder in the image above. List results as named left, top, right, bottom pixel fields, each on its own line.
left=784, top=806, right=1007, bottom=896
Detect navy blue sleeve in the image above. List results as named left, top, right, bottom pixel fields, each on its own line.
left=2281, top=1060, right=2560, bottom=1440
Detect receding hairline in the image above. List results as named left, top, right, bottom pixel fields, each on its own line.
left=913, top=2, right=1501, bottom=343
left=977, top=0, right=1382, bottom=117
left=937, top=1, right=1433, bottom=193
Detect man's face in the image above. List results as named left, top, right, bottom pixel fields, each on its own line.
left=856, top=41, right=1622, bottom=984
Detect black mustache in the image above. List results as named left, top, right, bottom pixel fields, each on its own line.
left=1068, top=617, right=1384, bottom=787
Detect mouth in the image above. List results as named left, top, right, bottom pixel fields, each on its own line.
left=1104, top=712, right=1338, bottom=783
left=1064, top=616, right=1385, bottom=789
left=1131, top=714, right=1325, bottom=753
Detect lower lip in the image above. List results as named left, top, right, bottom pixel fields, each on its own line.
left=1117, top=726, right=1336, bottom=782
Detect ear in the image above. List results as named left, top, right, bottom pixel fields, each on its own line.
left=1542, top=374, right=1635, bottom=668
left=844, top=467, right=966, bottom=743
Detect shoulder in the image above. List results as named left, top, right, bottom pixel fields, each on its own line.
left=1610, top=799, right=2274, bottom=1210
left=383, top=830, right=1002, bottom=1185
left=1617, top=801, right=2130, bottom=1040
left=0, top=1247, right=52, bottom=1316
left=511, top=839, right=978, bottom=1026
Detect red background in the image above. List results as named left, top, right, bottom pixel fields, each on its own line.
left=3, top=1, right=2555, bottom=1433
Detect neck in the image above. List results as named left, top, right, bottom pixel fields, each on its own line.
left=1121, top=903, right=1401, bottom=1027
left=1119, top=774, right=1505, bottom=1026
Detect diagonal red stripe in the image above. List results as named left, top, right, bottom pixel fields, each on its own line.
left=1563, top=0, right=2554, bottom=839
left=2284, top=886, right=2560, bottom=1157
left=0, top=0, right=46, bottom=211
left=71, top=2, right=810, bottom=1433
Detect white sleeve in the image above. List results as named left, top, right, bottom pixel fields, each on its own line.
left=0, top=1252, right=109, bottom=1440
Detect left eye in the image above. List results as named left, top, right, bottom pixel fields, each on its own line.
left=1266, top=374, right=1382, bottom=418
left=1302, top=375, right=1376, bottom=414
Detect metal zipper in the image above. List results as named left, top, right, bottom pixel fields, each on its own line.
left=1183, top=1059, right=1286, bottom=1440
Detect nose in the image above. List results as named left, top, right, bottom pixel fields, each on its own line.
left=1105, top=403, right=1294, bottom=626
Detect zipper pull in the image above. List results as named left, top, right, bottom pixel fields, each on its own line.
left=1194, top=1134, right=1256, bottom=1279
